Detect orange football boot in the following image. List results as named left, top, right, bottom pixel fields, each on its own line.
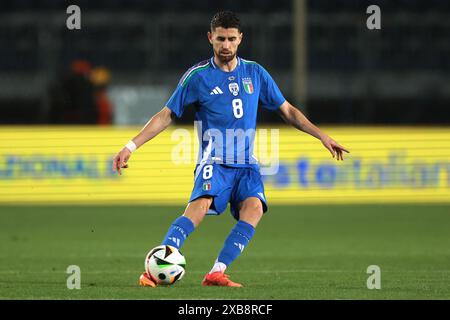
left=139, top=272, right=157, bottom=287
left=201, top=272, right=243, bottom=287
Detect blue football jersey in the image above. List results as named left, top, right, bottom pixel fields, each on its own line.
left=166, top=57, right=286, bottom=169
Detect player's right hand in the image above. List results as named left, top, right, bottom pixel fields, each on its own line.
left=112, top=148, right=132, bottom=175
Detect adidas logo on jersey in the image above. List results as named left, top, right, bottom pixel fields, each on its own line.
left=210, top=86, right=223, bottom=95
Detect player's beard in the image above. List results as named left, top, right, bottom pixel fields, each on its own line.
left=216, top=50, right=236, bottom=64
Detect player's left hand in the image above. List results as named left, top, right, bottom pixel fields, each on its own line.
left=320, top=135, right=350, bottom=161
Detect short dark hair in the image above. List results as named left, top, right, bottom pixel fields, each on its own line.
left=210, top=11, right=241, bottom=32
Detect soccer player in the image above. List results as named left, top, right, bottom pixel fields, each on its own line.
left=112, top=11, right=349, bottom=287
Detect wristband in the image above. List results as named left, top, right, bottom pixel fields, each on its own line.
left=125, top=140, right=137, bottom=153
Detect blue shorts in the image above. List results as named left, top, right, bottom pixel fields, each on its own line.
left=188, top=163, right=268, bottom=220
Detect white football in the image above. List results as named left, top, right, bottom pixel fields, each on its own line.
left=145, top=245, right=186, bottom=285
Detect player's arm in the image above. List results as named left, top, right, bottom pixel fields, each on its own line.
left=112, top=106, right=174, bottom=175
left=276, top=101, right=350, bottom=160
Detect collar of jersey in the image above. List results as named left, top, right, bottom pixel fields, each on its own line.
left=210, top=56, right=241, bottom=74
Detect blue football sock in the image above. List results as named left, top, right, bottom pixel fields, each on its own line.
left=161, top=216, right=195, bottom=249
left=217, top=220, right=255, bottom=267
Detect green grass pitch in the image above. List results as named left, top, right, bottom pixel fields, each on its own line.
left=0, top=204, right=449, bottom=299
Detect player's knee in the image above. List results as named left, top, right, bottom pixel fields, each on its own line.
left=183, top=197, right=212, bottom=226
left=194, top=197, right=212, bottom=214
left=240, top=198, right=264, bottom=217
left=239, top=205, right=263, bottom=228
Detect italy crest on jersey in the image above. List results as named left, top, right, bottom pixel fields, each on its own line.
left=242, top=78, right=254, bottom=94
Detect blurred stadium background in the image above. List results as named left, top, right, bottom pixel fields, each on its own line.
left=0, top=0, right=449, bottom=299
left=0, top=0, right=449, bottom=125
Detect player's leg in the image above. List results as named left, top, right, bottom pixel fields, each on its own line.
left=161, top=196, right=212, bottom=248
left=140, top=196, right=213, bottom=287
left=213, top=196, right=263, bottom=269
left=202, top=197, right=263, bottom=287
left=202, top=168, right=267, bottom=287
